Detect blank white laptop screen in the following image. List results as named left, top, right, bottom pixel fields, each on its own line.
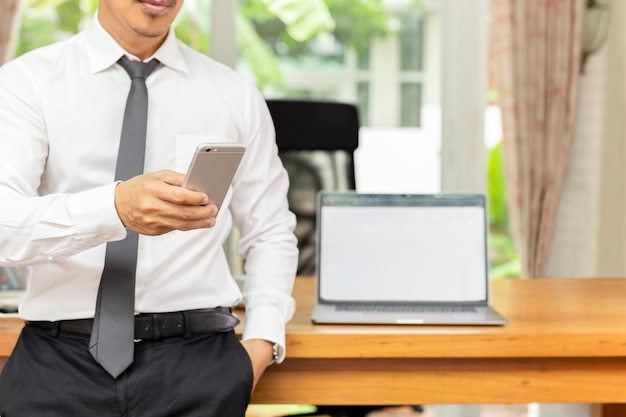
left=318, top=196, right=488, bottom=303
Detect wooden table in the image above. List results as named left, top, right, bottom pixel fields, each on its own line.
left=2, top=277, right=626, bottom=415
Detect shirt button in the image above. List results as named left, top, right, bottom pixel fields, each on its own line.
left=101, top=234, right=110, bottom=241
left=47, top=256, right=54, bottom=261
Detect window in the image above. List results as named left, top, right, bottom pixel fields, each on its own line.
left=221, top=0, right=518, bottom=277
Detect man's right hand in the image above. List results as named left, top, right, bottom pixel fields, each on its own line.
left=113, top=169, right=219, bottom=236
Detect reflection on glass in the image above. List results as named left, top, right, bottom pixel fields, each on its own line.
left=357, top=81, right=370, bottom=127
left=400, top=13, right=424, bottom=72
left=401, top=82, right=422, bottom=127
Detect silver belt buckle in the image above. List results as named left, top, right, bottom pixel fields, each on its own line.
left=134, top=311, right=142, bottom=342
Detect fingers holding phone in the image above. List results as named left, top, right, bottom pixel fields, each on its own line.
left=114, top=170, right=219, bottom=236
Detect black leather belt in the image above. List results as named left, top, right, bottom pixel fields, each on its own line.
left=27, top=308, right=240, bottom=341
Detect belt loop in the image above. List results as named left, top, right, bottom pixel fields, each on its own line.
left=49, top=321, right=60, bottom=337
left=152, top=314, right=162, bottom=340
left=182, top=311, right=192, bottom=338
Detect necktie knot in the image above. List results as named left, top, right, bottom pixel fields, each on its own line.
left=118, top=56, right=160, bottom=80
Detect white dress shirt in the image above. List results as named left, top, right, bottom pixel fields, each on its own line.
left=0, top=17, right=298, bottom=360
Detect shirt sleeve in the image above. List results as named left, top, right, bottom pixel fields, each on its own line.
left=0, top=59, right=126, bottom=267
left=229, top=82, right=298, bottom=361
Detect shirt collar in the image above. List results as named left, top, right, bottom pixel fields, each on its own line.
left=84, top=10, right=188, bottom=74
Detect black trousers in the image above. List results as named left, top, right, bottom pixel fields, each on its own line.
left=0, top=324, right=253, bottom=417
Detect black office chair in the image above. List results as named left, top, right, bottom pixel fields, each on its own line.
left=267, top=98, right=359, bottom=277
left=266, top=99, right=423, bottom=417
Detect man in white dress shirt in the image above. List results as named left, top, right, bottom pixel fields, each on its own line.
left=0, top=0, right=298, bottom=415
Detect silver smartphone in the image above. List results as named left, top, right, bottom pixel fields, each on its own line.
left=182, top=143, right=246, bottom=211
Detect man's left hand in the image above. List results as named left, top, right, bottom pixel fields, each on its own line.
left=240, top=339, right=274, bottom=392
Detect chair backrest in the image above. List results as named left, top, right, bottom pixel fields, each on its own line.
left=267, top=99, right=359, bottom=187
left=266, top=99, right=360, bottom=275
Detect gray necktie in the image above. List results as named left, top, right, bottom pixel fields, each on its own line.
left=89, top=56, right=160, bottom=378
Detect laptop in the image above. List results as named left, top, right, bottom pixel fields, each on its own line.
left=311, top=191, right=507, bottom=326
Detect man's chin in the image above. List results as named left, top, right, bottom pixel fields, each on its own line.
left=132, top=25, right=169, bottom=39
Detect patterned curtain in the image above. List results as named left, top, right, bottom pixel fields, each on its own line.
left=0, top=0, right=22, bottom=65
left=490, top=0, right=585, bottom=277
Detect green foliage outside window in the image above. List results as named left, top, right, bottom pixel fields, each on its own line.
left=487, top=141, right=521, bottom=279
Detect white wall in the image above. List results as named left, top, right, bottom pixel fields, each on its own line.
left=546, top=0, right=626, bottom=277
left=595, top=0, right=626, bottom=276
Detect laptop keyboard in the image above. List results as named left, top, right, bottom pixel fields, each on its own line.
left=335, top=303, right=478, bottom=313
